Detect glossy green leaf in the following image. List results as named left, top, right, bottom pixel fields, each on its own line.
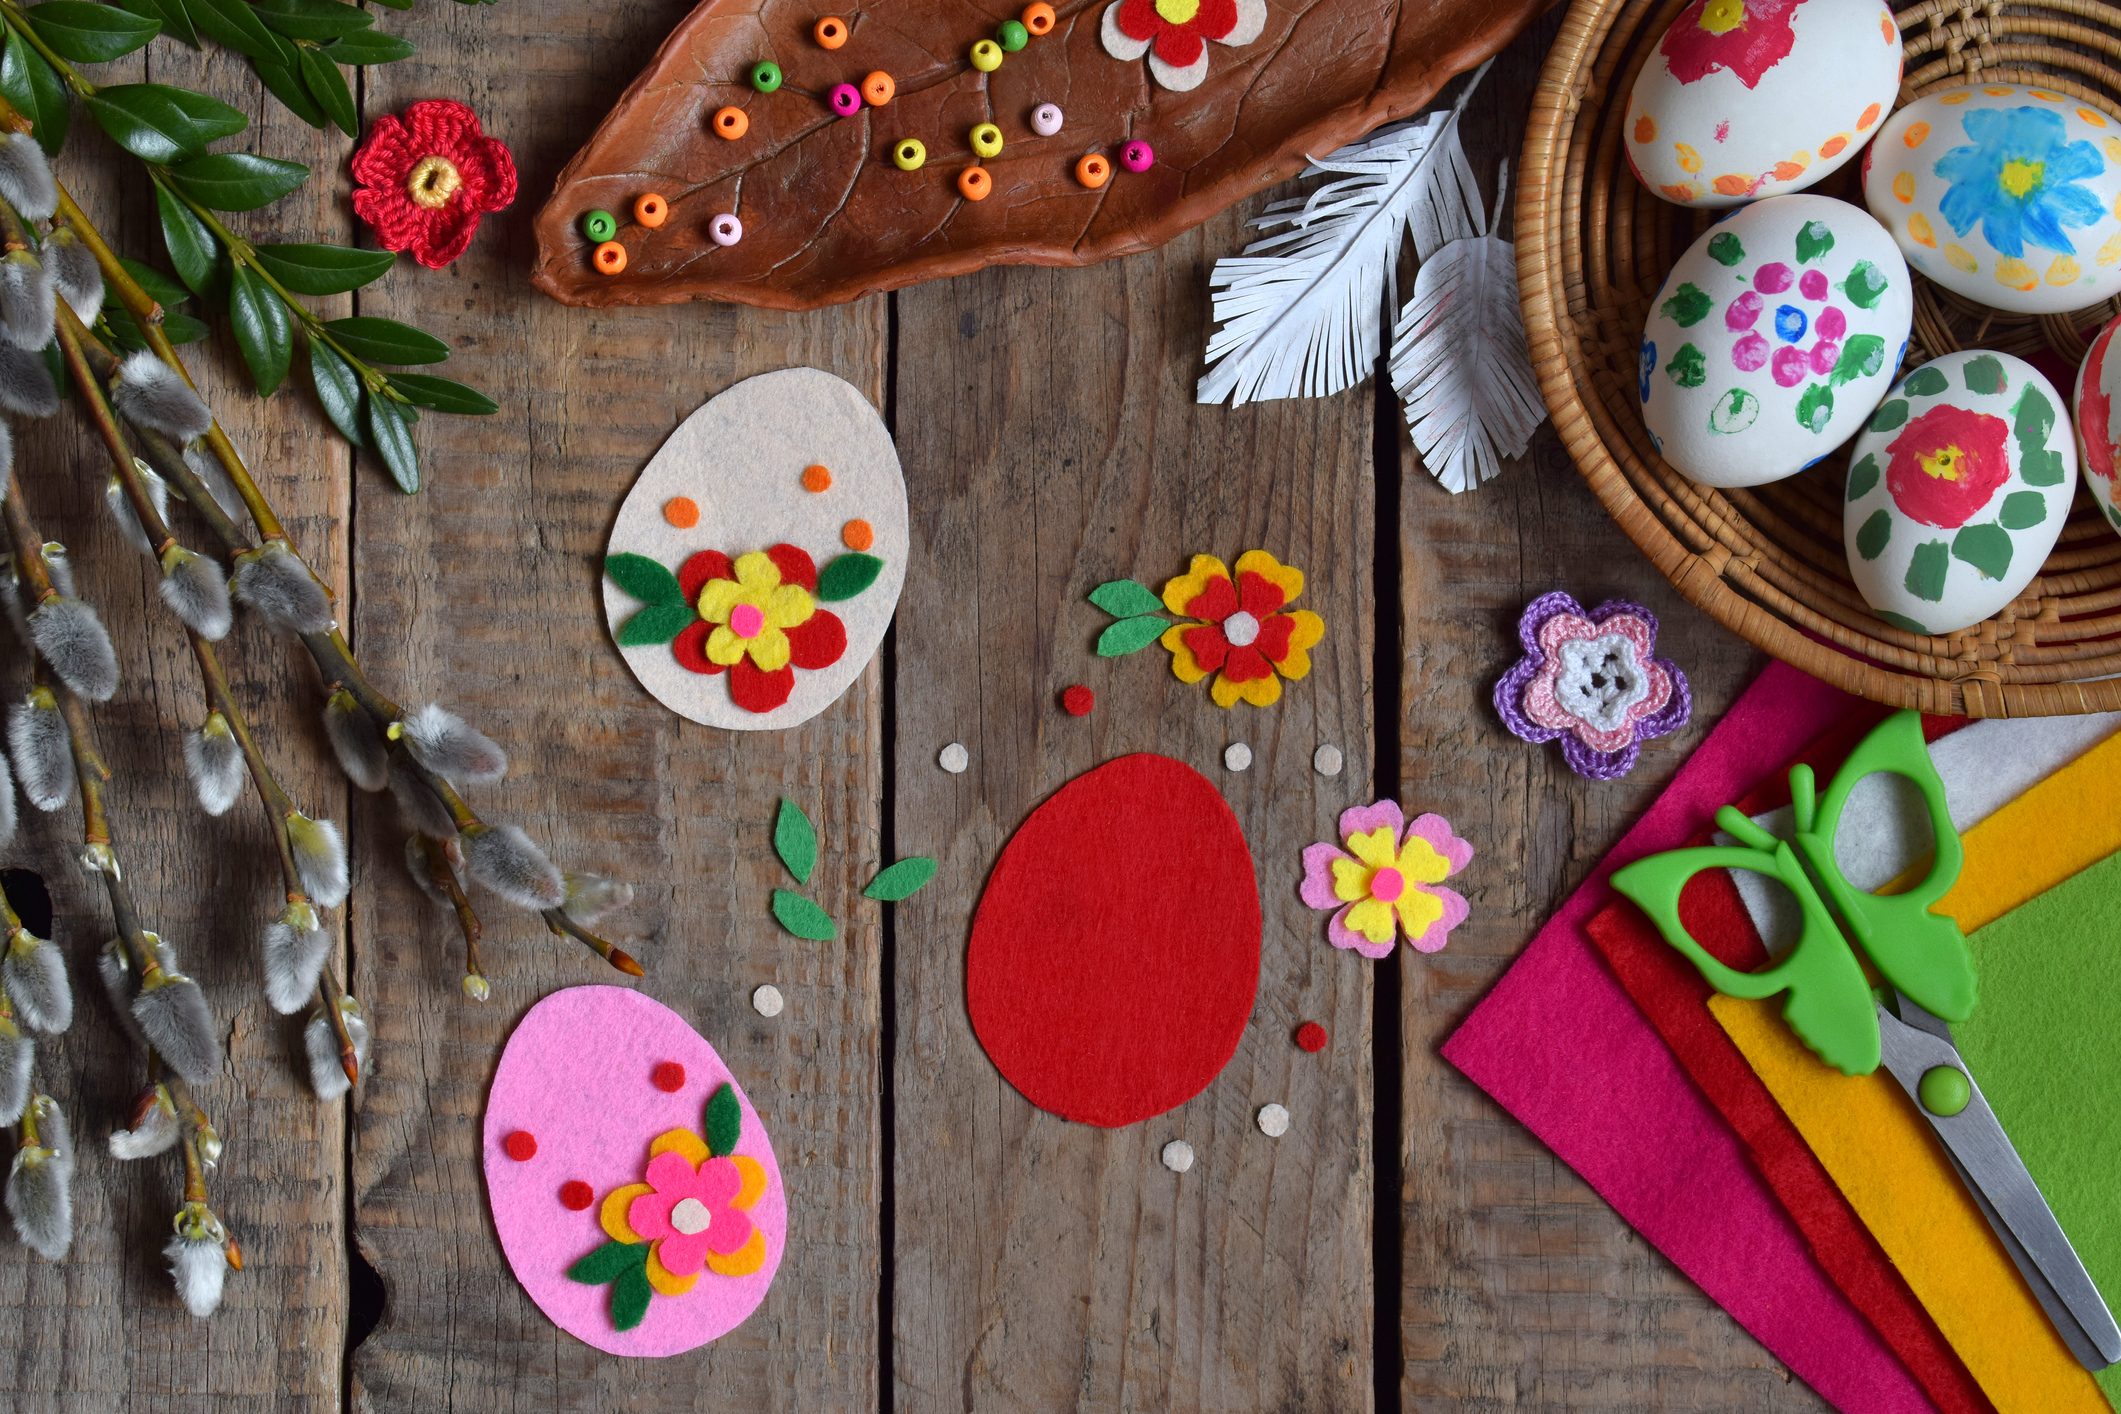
left=170, top=152, right=309, bottom=212
left=323, top=315, right=449, bottom=365
left=565, top=1238, right=645, bottom=1285
left=321, top=29, right=412, bottom=63
left=25, top=2, right=160, bottom=64
left=154, top=181, right=221, bottom=296
left=118, top=257, right=191, bottom=308
left=615, top=602, right=693, bottom=646
left=111, top=0, right=197, bottom=45
left=770, top=889, right=835, bottom=941
left=603, top=552, right=683, bottom=606
left=773, top=798, right=816, bottom=884
left=252, top=242, right=394, bottom=296
left=307, top=339, right=365, bottom=446
left=86, top=84, right=247, bottom=164
left=297, top=44, right=355, bottom=137
left=185, top=0, right=276, bottom=55
left=816, top=552, right=883, bottom=602
left=255, top=0, right=371, bottom=40
left=228, top=264, right=292, bottom=395
left=387, top=372, right=497, bottom=416
left=703, top=1083, right=740, bottom=1158
left=365, top=392, right=419, bottom=492
left=2, top=26, right=70, bottom=155
left=863, top=857, right=935, bottom=902
left=1087, top=579, right=1164, bottom=618
left=1096, top=615, right=1168, bottom=657
left=249, top=58, right=325, bottom=128
left=102, top=301, right=208, bottom=350
left=609, top=1261, right=651, bottom=1331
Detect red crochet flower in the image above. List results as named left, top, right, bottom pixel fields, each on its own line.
left=1886, top=404, right=2012, bottom=529
left=1659, top=0, right=1801, bottom=89
left=351, top=100, right=517, bottom=270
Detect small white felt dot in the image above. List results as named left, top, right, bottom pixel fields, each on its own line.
left=1314, top=744, right=1344, bottom=777
left=1257, top=1103, right=1290, bottom=1138
left=752, top=984, right=784, bottom=1018
left=1224, top=742, right=1252, bottom=772
left=939, top=742, right=969, bottom=774
left=1160, top=1139, right=1195, bottom=1173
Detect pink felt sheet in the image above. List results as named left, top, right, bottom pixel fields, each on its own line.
left=1440, top=663, right=1934, bottom=1414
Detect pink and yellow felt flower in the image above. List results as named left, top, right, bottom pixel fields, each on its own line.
left=600, top=1136, right=767, bottom=1292
left=1300, top=802, right=1472, bottom=957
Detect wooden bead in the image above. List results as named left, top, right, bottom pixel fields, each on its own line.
left=958, top=166, right=992, bottom=201
left=829, top=83, right=863, bottom=117
left=1030, top=102, right=1063, bottom=137
left=749, top=60, right=782, bottom=92
left=1074, top=153, right=1110, bottom=190
left=712, top=106, right=749, bottom=140
left=709, top=213, right=743, bottom=246
left=1121, top=141, right=1154, bottom=173
left=632, top=193, right=668, bottom=227
left=969, top=122, right=1004, bottom=159
left=892, top=139, right=927, bottom=172
left=861, top=70, right=895, bottom=106
left=1021, top=2, right=1055, bottom=35
left=813, top=15, right=847, bottom=48
left=592, top=241, right=627, bottom=274
left=580, top=209, right=617, bottom=242
left=996, top=18, right=1029, bottom=51
left=969, top=39, right=1002, bottom=72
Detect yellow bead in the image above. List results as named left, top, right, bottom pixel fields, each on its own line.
left=969, top=122, right=1003, bottom=159
left=892, top=139, right=927, bottom=172
left=970, top=39, right=1003, bottom=72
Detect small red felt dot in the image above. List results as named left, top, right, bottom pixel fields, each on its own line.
left=558, top=1180, right=594, bottom=1211
left=1061, top=685, right=1095, bottom=717
left=1295, top=1022, right=1329, bottom=1053
left=503, top=1130, right=538, bottom=1161
left=651, top=1061, right=687, bottom=1092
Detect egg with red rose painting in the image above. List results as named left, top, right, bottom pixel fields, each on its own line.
left=1843, top=351, right=2075, bottom=635
left=967, top=754, right=1261, bottom=1128
left=2072, top=316, right=2121, bottom=537
left=1626, top=0, right=1902, bottom=209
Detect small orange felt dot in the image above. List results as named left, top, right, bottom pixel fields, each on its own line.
left=714, top=106, right=749, bottom=140
left=1022, top=2, right=1055, bottom=34
left=1074, top=154, right=1110, bottom=189
left=959, top=166, right=992, bottom=201
left=651, top=1061, right=686, bottom=1092
left=663, top=496, right=700, bottom=528
left=593, top=241, right=627, bottom=275
left=862, top=71, right=895, bottom=106
left=634, top=193, right=669, bottom=228
left=841, top=518, right=874, bottom=551
left=1061, top=684, right=1094, bottom=717
left=503, top=1130, right=537, bottom=1162
left=814, top=15, right=847, bottom=48
left=559, top=1180, right=594, bottom=1210
left=802, top=463, right=833, bottom=492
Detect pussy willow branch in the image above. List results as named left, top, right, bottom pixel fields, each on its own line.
left=416, top=836, right=485, bottom=986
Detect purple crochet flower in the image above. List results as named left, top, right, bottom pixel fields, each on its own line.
left=1494, top=591, right=1691, bottom=780
left=1299, top=801, right=1472, bottom=958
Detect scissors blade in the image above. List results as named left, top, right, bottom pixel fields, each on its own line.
left=1876, top=998, right=2121, bottom=1370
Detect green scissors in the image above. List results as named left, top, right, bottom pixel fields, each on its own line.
left=1611, top=709, right=2120, bottom=1372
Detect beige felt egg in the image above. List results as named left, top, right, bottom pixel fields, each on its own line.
left=1864, top=84, right=2121, bottom=316
left=1843, top=351, right=2075, bottom=635
left=1625, top=0, right=1902, bottom=209
left=2072, top=316, right=2121, bottom=538
left=1641, top=195, right=1912, bottom=489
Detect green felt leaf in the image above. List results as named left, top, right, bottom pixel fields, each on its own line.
left=566, top=1238, right=646, bottom=1285
left=816, top=552, right=883, bottom=602
left=1901, top=365, right=1949, bottom=398
left=863, top=856, right=936, bottom=902
left=771, top=889, right=835, bottom=941
left=387, top=372, right=498, bottom=416
left=1904, top=540, right=1950, bottom=603
left=1794, top=220, right=1835, bottom=264
left=1855, top=509, right=1893, bottom=561
left=1096, top=615, right=1169, bottom=657
left=170, top=152, right=310, bottom=212
left=253, top=242, right=394, bottom=296
left=185, top=0, right=279, bottom=58
left=773, top=798, right=816, bottom=884
left=1842, top=260, right=1890, bottom=310
left=249, top=57, right=326, bottom=128
left=85, top=84, right=245, bottom=163
left=1846, top=454, right=1881, bottom=501
left=703, top=1082, right=740, bottom=1158
left=26, top=2, right=160, bottom=63
left=615, top=602, right=693, bottom=647
left=228, top=264, right=293, bottom=395
left=297, top=44, right=356, bottom=137
left=308, top=339, right=364, bottom=446
left=1952, top=523, right=2013, bottom=581
left=1660, top=283, right=1712, bottom=329
left=3, top=26, right=71, bottom=154
left=1963, top=355, right=2006, bottom=396
left=1998, top=490, right=2049, bottom=530
left=1869, top=399, right=1910, bottom=434
left=155, top=182, right=220, bottom=297
left=255, top=0, right=371, bottom=39
left=321, top=29, right=413, bottom=63
left=1088, top=579, right=1163, bottom=618
left=604, top=552, right=684, bottom=605
left=1707, top=232, right=1745, bottom=267
left=2012, top=385, right=2067, bottom=487
left=609, top=1260, right=653, bottom=1331
left=323, top=315, right=450, bottom=365
left=1829, top=334, right=1885, bottom=388
left=365, top=393, right=420, bottom=493
left=112, top=0, right=198, bottom=47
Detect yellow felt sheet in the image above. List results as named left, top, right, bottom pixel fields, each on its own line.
left=1712, top=730, right=2121, bottom=1414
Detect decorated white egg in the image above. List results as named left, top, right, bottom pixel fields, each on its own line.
left=1641, top=195, right=1913, bottom=488
left=1625, top=0, right=1902, bottom=209
left=1843, top=351, right=2075, bottom=634
left=1864, top=84, right=2121, bottom=316
left=2073, top=316, right=2121, bottom=536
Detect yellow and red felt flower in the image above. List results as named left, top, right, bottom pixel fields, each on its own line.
left=1158, top=551, right=1325, bottom=708
left=673, top=546, right=848, bottom=713
left=350, top=100, right=516, bottom=270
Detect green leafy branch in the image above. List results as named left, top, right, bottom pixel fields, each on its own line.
left=769, top=798, right=934, bottom=941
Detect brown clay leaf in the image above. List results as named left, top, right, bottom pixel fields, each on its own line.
left=531, top=0, right=1550, bottom=311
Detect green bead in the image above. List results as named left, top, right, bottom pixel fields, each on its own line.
left=892, top=139, right=927, bottom=172
left=996, top=19, right=1029, bottom=51
left=750, top=60, right=782, bottom=93
left=580, top=209, right=617, bottom=242
left=969, top=39, right=1002, bottom=72
left=1918, top=1065, right=1972, bottom=1118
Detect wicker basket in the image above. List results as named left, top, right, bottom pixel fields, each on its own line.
left=1519, top=0, right=2121, bottom=716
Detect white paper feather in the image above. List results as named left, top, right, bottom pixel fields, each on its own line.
left=1197, top=61, right=1489, bottom=408
left=1388, top=163, right=1545, bottom=494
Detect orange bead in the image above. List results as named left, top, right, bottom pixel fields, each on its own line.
left=663, top=496, right=699, bottom=528
left=633, top=193, right=668, bottom=228
left=958, top=166, right=992, bottom=201
left=814, top=15, right=847, bottom=48
left=861, top=70, right=895, bottom=106
left=1074, top=153, right=1110, bottom=189
left=592, top=241, right=627, bottom=275
left=841, top=518, right=874, bottom=551
left=1022, top=2, right=1055, bottom=35
left=713, top=106, right=749, bottom=140
left=801, top=463, right=833, bottom=492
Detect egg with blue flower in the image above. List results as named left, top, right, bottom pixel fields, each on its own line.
left=1863, top=83, right=2121, bottom=316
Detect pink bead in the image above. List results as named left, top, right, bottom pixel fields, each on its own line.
left=828, top=83, right=862, bottom=117
left=1030, top=102, right=1063, bottom=137
left=710, top=213, right=743, bottom=247
left=1121, top=140, right=1154, bottom=173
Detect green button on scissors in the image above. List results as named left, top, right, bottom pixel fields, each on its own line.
left=1611, top=709, right=2120, bottom=1371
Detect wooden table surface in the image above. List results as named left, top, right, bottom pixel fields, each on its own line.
left=0, top=5, right=1843, bottom=1409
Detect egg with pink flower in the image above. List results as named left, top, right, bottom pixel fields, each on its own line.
left=2071, top=315, right=2121, bottom=538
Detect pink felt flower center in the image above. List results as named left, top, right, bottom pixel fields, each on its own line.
left=669, top=1197, right=712, bottom=1235
left=1370, top=867, right=1405, bottom=904
left=729, top=603, right=765, bottom=638
left=1222, top=610, right=1260, bottom=647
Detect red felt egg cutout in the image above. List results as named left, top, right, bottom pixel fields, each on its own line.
left=966, top=753, right=1261, bottom=1127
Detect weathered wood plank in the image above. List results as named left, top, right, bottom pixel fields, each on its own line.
left=890, top=213, right=1377, bottom=1410
left=345, top=4, right=888, bottom=1409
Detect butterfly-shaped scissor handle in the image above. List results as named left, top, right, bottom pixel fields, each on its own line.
left=1611, top=711, right=1978, bottom=1076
